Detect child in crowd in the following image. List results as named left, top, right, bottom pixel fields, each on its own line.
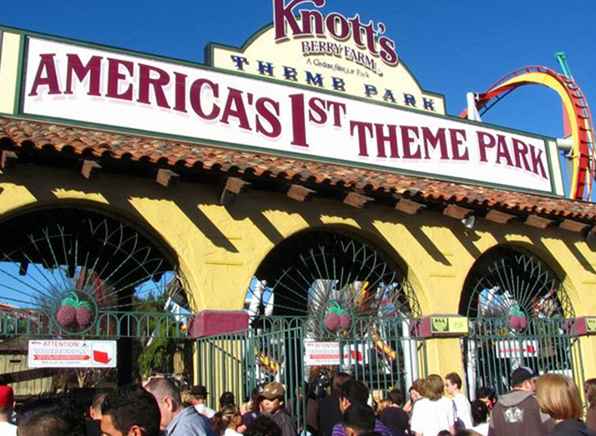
left=470, top=400, right=489, bottom=436
left=378, top=389, right=409, bottom=436
left=403, top=379, right=426, bottom=415
left=410, top=374, right=455, bottom=436
left=213, top=405, right=243, bottom=436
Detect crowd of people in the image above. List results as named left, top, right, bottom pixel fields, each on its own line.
left=0, top=367, right=595, bottom=436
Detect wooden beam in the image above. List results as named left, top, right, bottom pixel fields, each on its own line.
left=485, top=209, right=515, bottom=224
left=0, top=150, right=17, bottom=170
left=0, top=368, right=56, bottom=384
left=224, top=177, right=249, bottom=194
left=443, top=204, right=472, bottom=220
left=525, top=214, right=553, bottom=229
left=81, top=160, right=102, bottom=179
left=395, top=198, right=424, bottom=215
left=343, top=192, right=373, bottom=208
left=559, top=219, right=589, bottom=233
left=287, top=184, right=315, bottom=202
left=587, top=227, right=596, bottom=243
left=156, top=169, right=179, bottom=187
left=219, top=177, right=250, bottom=204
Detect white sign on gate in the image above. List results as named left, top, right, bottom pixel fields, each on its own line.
left=305, top=341, right=341, bottom=366
left=28, top=340, right=117, bottom=368
left=495, top=339, right=539, bottom=359
left=304, top=341, right=365, bottom=366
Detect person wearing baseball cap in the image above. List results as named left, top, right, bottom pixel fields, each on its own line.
left=488, top=367, right=553, bottom=436
left=261, top=382, right=295, bottom=436
left=0, top=385, right=16, bottom=436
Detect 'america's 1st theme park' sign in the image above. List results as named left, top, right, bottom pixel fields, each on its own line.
left=0, top=0, right=564, bottom=195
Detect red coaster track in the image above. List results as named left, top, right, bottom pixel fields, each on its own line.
left=461, top=66, right=595, bottom=200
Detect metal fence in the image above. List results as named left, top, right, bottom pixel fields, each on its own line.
left=0, top=310, right=191, bottom=339
left=195, top=316, right=427, bottom=429
left=464, top=317, right=584, bottom=398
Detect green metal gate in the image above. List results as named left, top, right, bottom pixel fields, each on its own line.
left=195, top=316, right=427, bottom=430
left=464, top=318, right=584, bottom=397
left=461, top=248, right=584, bottom=398
left=195, top=322, right=304, bottom=427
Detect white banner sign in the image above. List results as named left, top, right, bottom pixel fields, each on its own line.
left=495, top=339, right=539, bottom=359
left=28, top=340, right=117, bottom=368
left=304, top=341, right=364, bottom=366
left=22, top=37, right=558, bottom=193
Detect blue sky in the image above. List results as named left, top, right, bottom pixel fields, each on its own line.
left=2, top=0, right=595, bottom=196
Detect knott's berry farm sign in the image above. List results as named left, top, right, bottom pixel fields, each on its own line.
left=0, top=1, right=564, bottom=195
left=209, top=0, right=445, bottom=113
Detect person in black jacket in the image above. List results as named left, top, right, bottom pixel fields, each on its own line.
left=378, top=389, right=409, bottom=436
left=316, top=373, right=352, bottom=436
left=535, top=374, right=596, bottom=436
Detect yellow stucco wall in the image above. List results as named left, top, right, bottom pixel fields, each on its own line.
left=1, top=164, right=596, bottom=381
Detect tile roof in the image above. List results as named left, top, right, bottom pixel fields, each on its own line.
left=2, top=117, right=596, bottom=223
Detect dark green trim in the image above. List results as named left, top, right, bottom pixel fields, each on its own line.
left=544, top=139, right=558, bottom=194
left=14, top=33, right=25, bottom=115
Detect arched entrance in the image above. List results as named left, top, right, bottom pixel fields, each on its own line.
left=0, top=205, right=193, bottom=388
left=246, top=229, right=423, bottom=403
left=196, top=229, right=425, bottom=429
left=249, top=229, right=420, bottom=318
left=460, top=245, right=583, bottom=397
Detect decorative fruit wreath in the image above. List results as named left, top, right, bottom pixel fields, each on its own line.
left=55, top=291, right=97, bottom=333
left=323, top=301, right=352, bottom=334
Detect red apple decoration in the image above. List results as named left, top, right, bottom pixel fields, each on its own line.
left=517, top=316, right=528, bottom=330
left=508, top=316, right=521, bottom=330
left=56, top=304, right=76, bottom=328
left=55, top=292, right=94, bottom=331
left=339, top=314, right=352, bottom=330
left=76, top=304, right=93, bottom=329
left=508, top=305, right=527, bottom=331
left=324, top=302, right=352, bottom=333
left=324, top=313, right=340, bottom=331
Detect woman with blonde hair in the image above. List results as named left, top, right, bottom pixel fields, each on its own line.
left=585, top=378, right=596, bottom=432
left=410, top=374, right=455, bottom=436
left=535, top=374, right=596, bottom=436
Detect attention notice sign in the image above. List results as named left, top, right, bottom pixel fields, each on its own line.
left=28, top=340, right=117, bottom=368
left=20, top=36, right=561, bottom=194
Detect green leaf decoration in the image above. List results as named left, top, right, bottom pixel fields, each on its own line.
left=77, top=301, right=93, bottom=310
left=509, top=304, right=525, bottom=317
left=61, top=292, right=80, bottom=307
left=327, top=301, right=345, bottom=315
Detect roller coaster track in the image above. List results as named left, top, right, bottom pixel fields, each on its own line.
left=461, top=66, right=596, bottom=200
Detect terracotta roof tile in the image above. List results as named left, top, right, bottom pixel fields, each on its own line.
left=2, top=117, right=596, bottom=223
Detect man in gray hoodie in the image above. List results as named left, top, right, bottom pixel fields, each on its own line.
left=488, top=367, right=553, bottom=436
